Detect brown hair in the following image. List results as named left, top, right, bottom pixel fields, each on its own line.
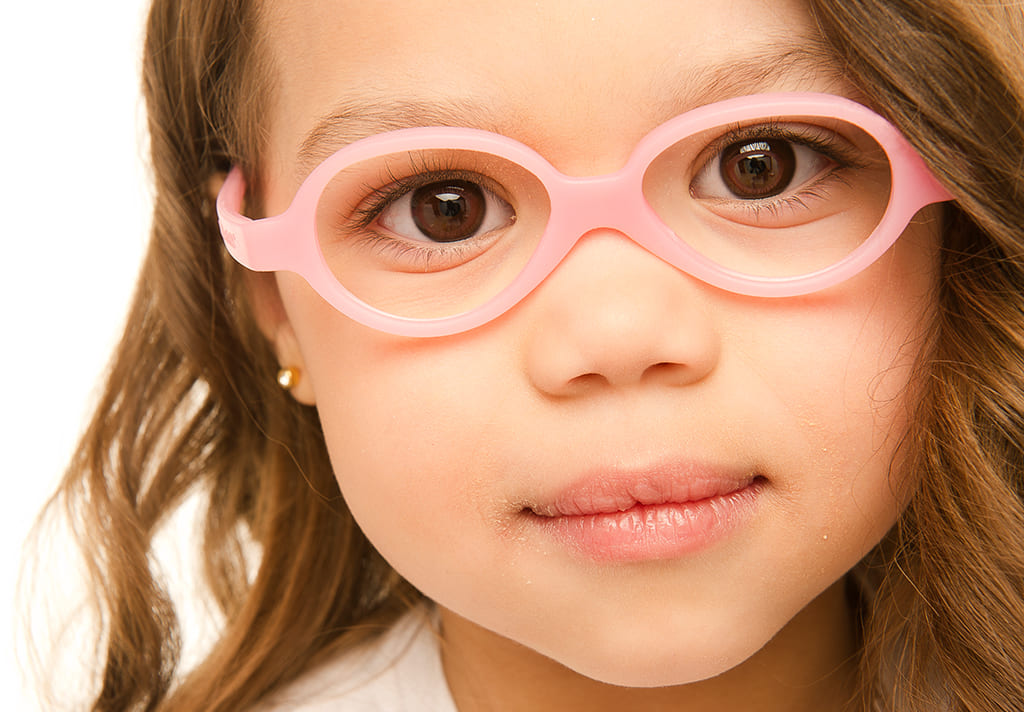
left=808, top=2, right=1024, bottom=709
left=25, top=1, right=1024, bottom=710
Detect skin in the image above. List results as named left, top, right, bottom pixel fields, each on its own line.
left=250, top=1, right=942, bottom=709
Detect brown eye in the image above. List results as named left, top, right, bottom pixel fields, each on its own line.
left=410, top=180, right=487, bottom=243
left=719, top=140, right=796, bottom=199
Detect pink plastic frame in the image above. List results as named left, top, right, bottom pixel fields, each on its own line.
left=217, top=92, right=954, bottom=337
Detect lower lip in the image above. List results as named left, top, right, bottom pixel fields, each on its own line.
left=529, top=479, right=764, bottom=563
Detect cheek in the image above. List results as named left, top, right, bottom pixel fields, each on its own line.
left=283, top=287, right=514, bottom=571
left=741, top=225, right=939, bottom=540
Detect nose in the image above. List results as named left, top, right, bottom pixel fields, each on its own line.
left=522, top=230, right=721, bottom=397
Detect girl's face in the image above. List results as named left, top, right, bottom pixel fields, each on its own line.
left=256, top=0, right=940, bottom=696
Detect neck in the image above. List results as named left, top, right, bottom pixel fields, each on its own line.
left=439, top=579, right=858, bottom=712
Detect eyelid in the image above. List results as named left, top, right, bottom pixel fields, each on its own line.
left=692, top=121, right=868, bottom=180
left=377, top=180, right=515, bottom=245
left=349, top=166, right=513, bottom=232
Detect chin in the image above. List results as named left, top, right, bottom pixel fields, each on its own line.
left=536, top=624, right=765, bottom=689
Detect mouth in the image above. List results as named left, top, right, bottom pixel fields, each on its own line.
left=520, top=465, right=766, bottom=562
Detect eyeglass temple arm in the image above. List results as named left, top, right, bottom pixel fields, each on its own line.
left=893, top=139, right=955, bottom=205
left=216, top=166, right=295, bottom=272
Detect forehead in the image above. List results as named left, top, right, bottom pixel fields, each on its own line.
left=260, top=1, right=844, bottom=182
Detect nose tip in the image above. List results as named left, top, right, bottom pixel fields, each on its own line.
left=522, top=230, right=721, bottom=397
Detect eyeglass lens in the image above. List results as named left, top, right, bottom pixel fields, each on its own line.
left=314, top=116, right=892, bottom=319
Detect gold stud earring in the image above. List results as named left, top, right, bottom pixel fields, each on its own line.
left=276, top=367, right=300, bottom=390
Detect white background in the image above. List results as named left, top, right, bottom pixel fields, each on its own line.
left=2, top=2, right=152, bottom=708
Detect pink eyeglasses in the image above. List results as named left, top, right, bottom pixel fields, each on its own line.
left=217, top=92, right=953, bottom=337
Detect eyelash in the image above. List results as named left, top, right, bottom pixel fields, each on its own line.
left=689, top=122, right=870, bottom=230
left=346, top=158, right=497, bottom=231
left=698, top=122, right=865, bottom=175
left=348, top=230, right=481, bottom=271
left=334, top=158, right=506, bottom=269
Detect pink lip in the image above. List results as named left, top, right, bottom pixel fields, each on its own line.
left=524, top=463, right=764, bottom=562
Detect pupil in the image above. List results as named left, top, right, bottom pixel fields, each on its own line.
left=411, top=180, right=486, bottom=243
left=721, top=139, right=796, bottom=198
left=437, top=193, right=463, bottom=218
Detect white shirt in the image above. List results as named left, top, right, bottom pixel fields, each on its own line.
left=255, top=609, right=458, bottom=711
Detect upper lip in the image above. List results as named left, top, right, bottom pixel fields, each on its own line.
left=525, top=461, right=761, bottom=518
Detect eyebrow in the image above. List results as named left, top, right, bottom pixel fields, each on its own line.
left=296, top=97, right=505, bottom=176
left=295, top=40, right=844, bottom=177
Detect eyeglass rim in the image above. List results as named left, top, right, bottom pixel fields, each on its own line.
left=217, top=91, right=954, bottom=337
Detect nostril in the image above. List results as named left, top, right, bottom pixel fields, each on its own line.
left=563, top=363, right=697, bottom=393
left=642, top=361, right=695, bottom=383
left=566, top=372, right=611, bottom=393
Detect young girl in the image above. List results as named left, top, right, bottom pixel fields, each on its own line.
left=30, top=0, right=1024, bottom=710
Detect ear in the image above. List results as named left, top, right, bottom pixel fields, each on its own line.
left=246, top=272, right=318, bottom=406
left=207, top=171, right=317, bottom=406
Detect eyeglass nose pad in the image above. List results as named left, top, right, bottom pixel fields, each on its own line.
left=543, top=169, right=660, bottom=246
left=536, top=170, right=701, bottom=282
